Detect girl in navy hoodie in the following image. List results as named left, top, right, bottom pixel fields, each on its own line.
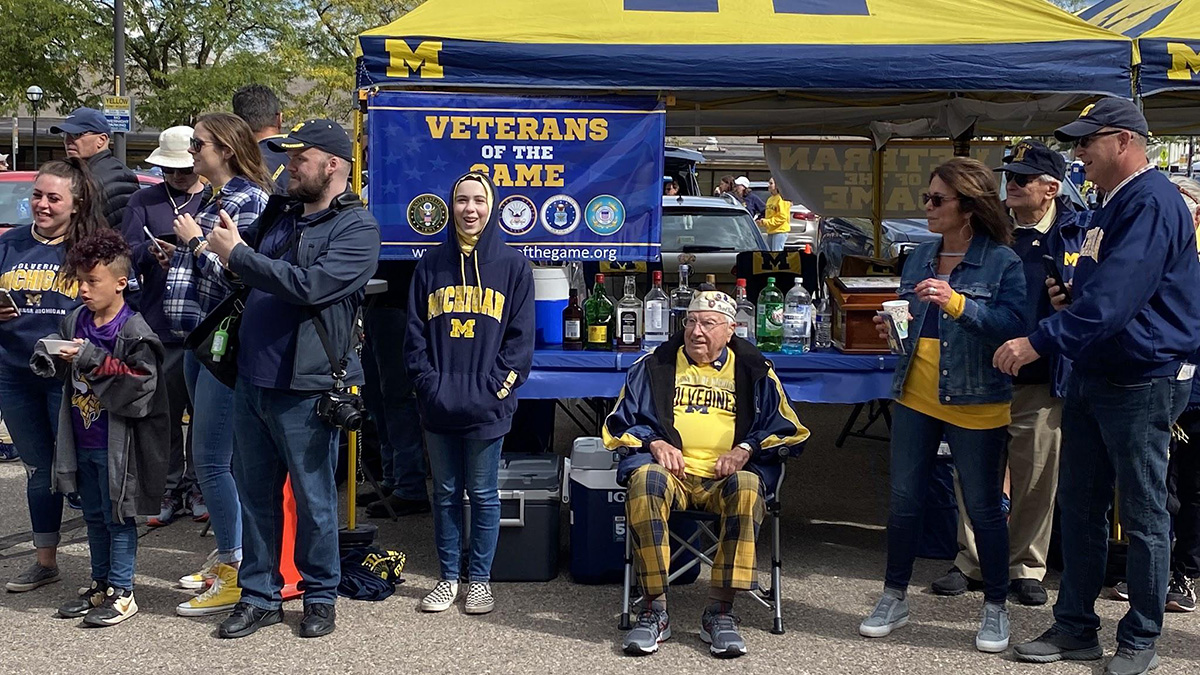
left=405, top=172, right=534, bottom=616
left=0, top=159, right=102, bottom=592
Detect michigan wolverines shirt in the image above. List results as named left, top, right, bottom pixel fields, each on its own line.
left=673, top=347, right=737, bottom=478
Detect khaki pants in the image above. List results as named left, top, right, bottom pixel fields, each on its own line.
left=954, top=384, right=1061, bottom=582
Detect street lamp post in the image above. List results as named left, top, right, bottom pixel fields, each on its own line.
left=25, top=86, right=43, bottom=171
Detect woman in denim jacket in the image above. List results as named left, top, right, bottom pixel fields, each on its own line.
left=859, top=158, right=1027, bottom=654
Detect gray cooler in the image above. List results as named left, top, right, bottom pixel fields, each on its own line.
left=466, top=453, right=566, bottom=582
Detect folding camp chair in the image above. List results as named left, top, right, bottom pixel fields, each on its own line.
left=618, top=446, right=798, bottom=635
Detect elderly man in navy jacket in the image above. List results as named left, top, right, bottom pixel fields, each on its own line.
left=995, top=99, right=1200, bottom=675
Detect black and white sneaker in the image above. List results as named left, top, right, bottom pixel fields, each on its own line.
left=58, top=580, right=109, bottom=619
left=1167, top=574, right=1196, bottom=613
left=419, top=580, right=458, bottom=612
left=1111, top=582, right=1130, bottom=602
left=464, top=582, right=495, bottom=615
left=83, top=587, right=138, bottom=627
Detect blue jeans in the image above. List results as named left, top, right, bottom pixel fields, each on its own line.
left=886, top=404, right=1010, bottom=603
left=0, top=369, right=63, bottom=548
left=363, top=306, right=426, bottom=501
left=184, top=351, right=241, bottom=564
left=425, top=432, right=503, bottom=582
left=76, top=446, right=138, bottom=589
left=232, top=380, right=340, bottom=609
left=1053, top=372, right=1190, bottom=650
left=767, top=232, right=787, bottom=251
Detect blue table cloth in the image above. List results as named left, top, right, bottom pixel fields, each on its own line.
left=520, top=348, right=897, bottom=404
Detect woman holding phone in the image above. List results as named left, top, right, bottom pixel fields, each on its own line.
left=164, top=112, right=271, bottom=618
left=858, top=158, right=1027, bottom=653
left=0, top=158, right=103, bottom=592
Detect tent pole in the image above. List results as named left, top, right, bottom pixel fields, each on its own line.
left=872, top=145, right=884, bottom=256
left=353, top=90, right=367, bottom=196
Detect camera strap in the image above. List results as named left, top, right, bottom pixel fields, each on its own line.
left=310, top=310, right=353, bottom=389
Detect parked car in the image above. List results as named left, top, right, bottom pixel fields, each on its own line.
left=817, top=216, right=940, bottom=278
left=0, top=171, right=162, bottom=235
left=664, top=146, right=704, bottom=196
left=661, top=194, right=766, bottom=292
left=786, top=203, right=819, bottom=248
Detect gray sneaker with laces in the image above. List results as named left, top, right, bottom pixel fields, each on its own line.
left=701, top=606, right=747, bottom=658
left=623, top=608, right=670, bottom=655
left=975, top=602, right=1010, bottom=653
left=464, top=582, right=495, bottom=615
left=5, top=562, right=61, bottom=593
left=859, top=587, right=909, bottom=638
left=1105, top=646, right=1160, bottom=675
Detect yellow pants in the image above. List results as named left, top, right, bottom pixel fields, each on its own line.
left=626, top=463, right=765, bottom=597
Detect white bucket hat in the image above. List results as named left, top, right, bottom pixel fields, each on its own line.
left=146, top=126, right=194, bottom=169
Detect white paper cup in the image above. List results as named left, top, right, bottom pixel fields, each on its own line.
left=882, top=300, right=910, bottom=340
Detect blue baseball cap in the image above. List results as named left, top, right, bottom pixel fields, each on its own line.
left=268, top=119, right=353, bottom=161
left=50, top=107, right=111, bottom=135
left=1054, top=97, right=1149, bottom=142
left=994, top=139, right=1067, bottom=180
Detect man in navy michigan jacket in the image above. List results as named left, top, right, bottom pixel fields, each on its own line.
left=995, top=98, right=1200, bottom=675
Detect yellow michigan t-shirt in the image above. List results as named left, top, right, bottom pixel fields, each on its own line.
left=672, top=348, right=738, bottom=478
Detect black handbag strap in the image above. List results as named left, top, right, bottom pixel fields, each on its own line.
left=310, top=310, right=350, bottom=388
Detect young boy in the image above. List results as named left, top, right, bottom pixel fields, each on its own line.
left=31, top=228, right=170, bottom=627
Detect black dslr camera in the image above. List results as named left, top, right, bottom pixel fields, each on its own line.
left=317, top=390, right=365, bottom=432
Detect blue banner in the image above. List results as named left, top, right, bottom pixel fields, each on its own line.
left=366, top=91, right=665, bottom=262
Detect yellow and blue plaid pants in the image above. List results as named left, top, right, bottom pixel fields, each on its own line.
left=626, top=463, right=765, bottom=597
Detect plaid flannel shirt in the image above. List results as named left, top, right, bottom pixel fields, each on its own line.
left=164, top=176, right=268, bottom=338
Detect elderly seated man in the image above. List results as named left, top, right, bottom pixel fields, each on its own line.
left=603, top=290, right=810, bottom=658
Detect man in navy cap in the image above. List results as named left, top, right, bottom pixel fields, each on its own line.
left=50, top=107, right=139, bottom=228
left=934, top=139, right=1089, bottom=608
left=203, top=119, right=379, bottom=640
left=996, top=98, right=1200, bottom=674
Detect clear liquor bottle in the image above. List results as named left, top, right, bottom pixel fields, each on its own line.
left=616, top=276, right=643, bottom=352
left=733, top=278, right=756, bottom=345
left=669, top=263, right=693, bottom=335
left=643, top=271, right=670, bottom=351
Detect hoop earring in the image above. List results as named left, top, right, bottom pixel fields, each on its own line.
left=959, top=222, right=974, bottom=243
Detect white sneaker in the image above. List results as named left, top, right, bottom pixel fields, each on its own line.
left=464, top=582, right=495, bottom=615
left=179, top=550, right=220, bottom=590
left=420, top=580, right=459, bottom=612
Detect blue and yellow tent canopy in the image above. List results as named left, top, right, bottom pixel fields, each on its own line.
left=357, top=0, right=1132, bottom=97
left=1080, top=0, right=1200, bottom=96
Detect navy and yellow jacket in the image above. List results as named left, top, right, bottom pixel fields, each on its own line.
left=404, top=172, right=535, bottom=440
left=1029, top=169, right=1200, bottom=378
left=603, top=333, right=809, bottom=489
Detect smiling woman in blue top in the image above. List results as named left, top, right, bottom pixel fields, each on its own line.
left=860, top=158, right=1027, bottom=654
left=0, top=158, right=103, bottom=593
left=404, top=171, right=534, bottom=617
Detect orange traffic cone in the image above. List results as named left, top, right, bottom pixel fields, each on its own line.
left=280, top=476, right=303, bottom=601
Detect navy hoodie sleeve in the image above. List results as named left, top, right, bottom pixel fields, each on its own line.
left=488, top=262, right=534, bottom=399
left=1029, top=198, right=1170, bottom=358
left=404, top=256, right=437, bottom=394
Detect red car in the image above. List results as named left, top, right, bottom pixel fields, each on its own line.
left=0, top=170, right=163, bottom=236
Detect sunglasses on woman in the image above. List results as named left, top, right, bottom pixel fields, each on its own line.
left=189, top=137, right=222, bottom=152
left=920, top=193, right=959, bottom=208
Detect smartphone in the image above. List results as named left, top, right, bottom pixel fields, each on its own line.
left=1041, top=254, right=1071, bottom=304
left=875, top=310, right=907, bottom=355
left=38, top=338, right=76, bottom=355
left=143, top=226, right=168, bottom=257
left=0, top=288, right=20, bottom=317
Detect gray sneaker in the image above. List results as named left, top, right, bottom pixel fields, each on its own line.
left=859, top=588, right=909, bottom=638
left=701, top=607, right=747, bottom=658
left=975, top=602, right=1010, bottom=653
left=623, top=608, right=671, bottom=655
left=5, top=562, right=61, bottom=593
left=1105, top=646, right=1160, bottom=675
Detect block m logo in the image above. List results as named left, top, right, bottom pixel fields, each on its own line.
left=386, top=40, right=443, bottom=79
left=450, top=318, right=476, bottom=338
left=1168, top=42, right=1200, bottom=81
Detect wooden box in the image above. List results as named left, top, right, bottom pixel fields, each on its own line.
left=827, top=277, right=900, bottom=354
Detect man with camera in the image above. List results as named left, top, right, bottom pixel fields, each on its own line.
left=204, top=119, right=380, bottom=640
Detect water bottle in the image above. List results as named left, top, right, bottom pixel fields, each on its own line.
left=814, top=294, right=832, bottom=350
left=782, top=278, right=812, bottom=354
